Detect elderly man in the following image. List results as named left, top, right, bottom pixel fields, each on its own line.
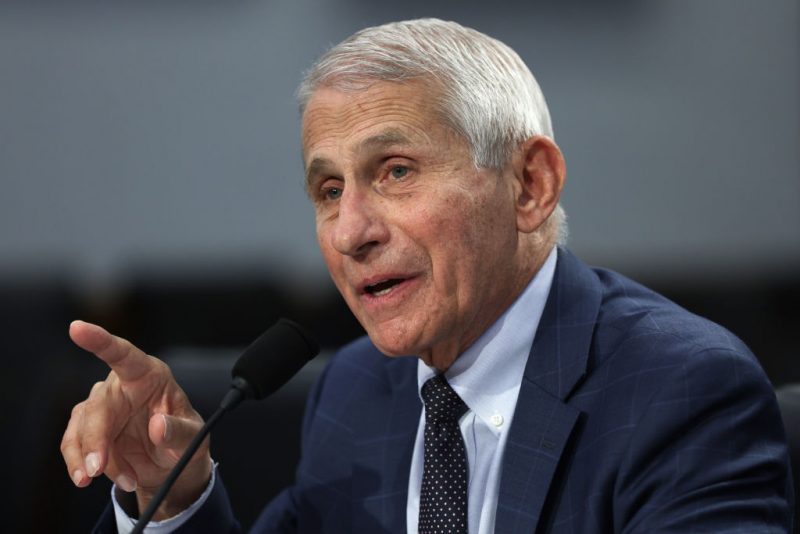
left=62, top=19, right=792, bottom=533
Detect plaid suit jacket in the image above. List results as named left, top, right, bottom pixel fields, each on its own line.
left=95, top=248, right=793, bottom=532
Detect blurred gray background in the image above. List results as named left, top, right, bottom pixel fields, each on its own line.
left=1, top=0, right=797, bottom=531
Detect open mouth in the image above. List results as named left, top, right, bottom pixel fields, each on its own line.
left=364, top=278, right=404, bottom=297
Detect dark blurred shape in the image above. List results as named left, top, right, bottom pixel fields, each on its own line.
left=119, top=272, right=290, bottom=354
left=0, top=277, right=108, bottom=532
left=775, top=384, right=800, bottom=534
left=116, top=267, right=364, bottom=355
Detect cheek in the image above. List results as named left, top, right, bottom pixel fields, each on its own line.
left=418, top=209, right=481, bottom=293
left=427, top=195, right=514, bottom=291
left=317, top=229, right=343, bottom=281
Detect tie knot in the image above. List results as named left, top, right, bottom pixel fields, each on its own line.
left=421, top=375, right=468, bottom=423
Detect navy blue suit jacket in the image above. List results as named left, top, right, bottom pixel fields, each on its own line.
left=96, top=248, right=793, bottom=532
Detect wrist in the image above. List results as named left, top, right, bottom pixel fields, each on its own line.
left=134, top=456, right=214, bottom=521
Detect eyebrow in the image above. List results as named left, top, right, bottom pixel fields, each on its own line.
left=304, top=129, right=414, bottom=192
left=304, top=157, right=333, bottom=194
left=359, top=130, right=412, bottom=150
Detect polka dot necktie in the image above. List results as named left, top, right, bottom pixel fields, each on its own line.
left=419, top=374, right=469, bottom=534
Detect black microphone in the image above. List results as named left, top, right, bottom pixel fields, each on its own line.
left=131, top=318, right=319, bottom=533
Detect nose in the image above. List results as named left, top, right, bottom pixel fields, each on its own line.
left=330, top=187, right=388, bottom=257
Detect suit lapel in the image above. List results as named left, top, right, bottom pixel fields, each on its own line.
left=496, top=248, right=602, bottom=533
left=352, top=356, right=421, bottom=533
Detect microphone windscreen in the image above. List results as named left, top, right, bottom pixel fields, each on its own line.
left=231, top=318, right=320, bottom=400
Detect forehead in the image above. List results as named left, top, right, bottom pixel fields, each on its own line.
left=301, top=81, right=450, bottom=160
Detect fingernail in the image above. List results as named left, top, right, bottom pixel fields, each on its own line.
left=72, top=469, right=84, bottom=486
left=85, top=452, right=100, bottom=477
left=117, top=474, right=137, bottom=493
left=161, top=413, right=171, bottom=442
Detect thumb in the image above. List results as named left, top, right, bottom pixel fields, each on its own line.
left=148, top=413, right=205, bottom=452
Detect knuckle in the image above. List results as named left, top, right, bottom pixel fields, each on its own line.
left=117, top=335, right=134, bottom=353
left=151, top=356, right=169, bottom=374
left=82, top=391, right=113, bottom=423
left=105, top=371, right=120, bottom=388
left=60, top=431, right=78, bottom=456
left=71, top=402, right=85, bottom=418
left=152, top=356, right=178, bottom=383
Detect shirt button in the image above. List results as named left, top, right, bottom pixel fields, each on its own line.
left=490, top=413, right=504, bottom=427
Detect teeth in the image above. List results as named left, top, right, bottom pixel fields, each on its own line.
left=366, top=278, right=400, bottom=295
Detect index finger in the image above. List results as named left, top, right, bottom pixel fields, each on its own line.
left=69, top=320, right=154, bottom=382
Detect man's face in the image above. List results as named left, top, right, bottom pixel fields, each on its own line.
left=302, top=81, right=530, bottom=369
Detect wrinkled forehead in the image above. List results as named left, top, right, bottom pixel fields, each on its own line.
left=300, top=79, right=462, bottom=163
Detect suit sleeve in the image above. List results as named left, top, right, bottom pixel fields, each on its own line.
left=91, top=472, right=239, bottom=533
left=614, top=346, right=794, bottom=532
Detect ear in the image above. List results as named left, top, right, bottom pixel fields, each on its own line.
left=512, top=136, right=566, bottom=234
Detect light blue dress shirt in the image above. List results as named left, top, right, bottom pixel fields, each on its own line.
left=407, top=247, right=557, bottom=534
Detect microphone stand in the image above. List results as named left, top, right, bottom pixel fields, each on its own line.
left=131, top=385, right=248, bottom=533
left=128, top=317, right=318, bottom=532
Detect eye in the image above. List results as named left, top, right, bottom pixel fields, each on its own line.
left=390, top=166, right=409, bottom=180
left=323, top=186, right=343, bottom=200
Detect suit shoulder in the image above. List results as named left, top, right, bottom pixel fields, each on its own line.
left=590, top=267, right=762, bottom=374
left=315, top=335, right=418, bottom=399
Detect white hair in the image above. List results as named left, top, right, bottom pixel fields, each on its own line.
left=298, top=18, right=567, bottom=244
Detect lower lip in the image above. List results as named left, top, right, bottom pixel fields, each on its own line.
left=360, top=277, right=419, bottom=312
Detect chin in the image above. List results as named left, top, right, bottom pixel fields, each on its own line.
left=357, top=310, right=440, bottom=358
left=368, top=337, right=415, bottom=358
left=363, top=326, right=424, bottom=358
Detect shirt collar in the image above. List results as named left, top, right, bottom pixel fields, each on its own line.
left=417, top=246, right=558, bottom=437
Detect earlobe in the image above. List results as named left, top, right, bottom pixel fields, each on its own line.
left=514, top=136, right=566, bottom=233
